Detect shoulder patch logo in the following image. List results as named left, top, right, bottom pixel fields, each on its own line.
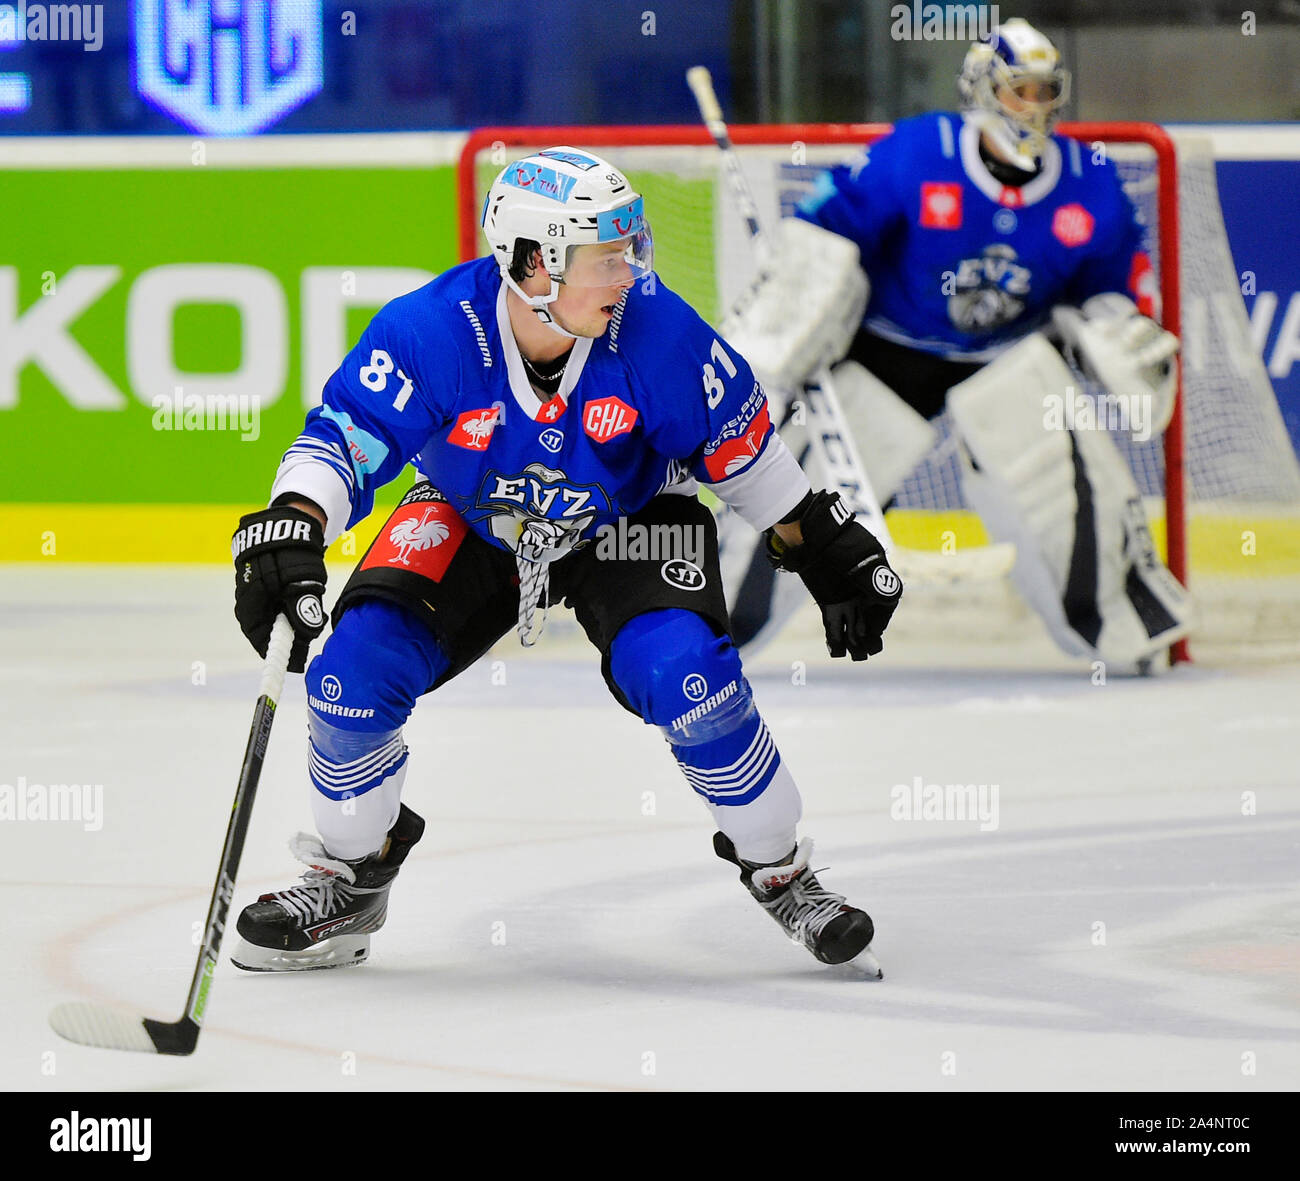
left=583, top=396, right=638, bottom=443
left=920, top=181, right=963, bottom=229
left=1052, top=203, right=1095, bottom=247
left=448, top=407, right=500, bottom=451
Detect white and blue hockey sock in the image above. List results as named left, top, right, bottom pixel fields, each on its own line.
left=304, top=599, right=449, bottom=859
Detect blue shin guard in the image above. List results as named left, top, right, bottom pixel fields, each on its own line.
left=609, top=610, right=801, bottom=863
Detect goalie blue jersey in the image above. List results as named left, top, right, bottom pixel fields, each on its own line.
left=796, top=111, right=1157, bottom=361
left=270, top=257, right=806, bottom=550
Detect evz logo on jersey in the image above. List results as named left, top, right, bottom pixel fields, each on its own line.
left=476, top=463, right=609, bottom=556
left=583, top=396, right=638, bottom=443
left=947, top=244, right=1032, bottom=333
left=478, top=463, right=609, bottom=521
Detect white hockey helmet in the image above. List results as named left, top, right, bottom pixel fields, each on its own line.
left=481, top=147, right=654, bottom=336
left=958, top=17, right=1070, bottom=171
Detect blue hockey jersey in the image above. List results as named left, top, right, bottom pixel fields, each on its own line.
left=270, top=257, right=807, bottom=550
left=796, top=112, right=1157, bottom=361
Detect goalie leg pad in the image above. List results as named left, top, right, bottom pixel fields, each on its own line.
left=949, top=333, right=1190, bottom=666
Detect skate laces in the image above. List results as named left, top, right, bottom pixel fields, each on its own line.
left=265, top=834, right=360, bottom=924
left=752, top=839, right=851, bottom=942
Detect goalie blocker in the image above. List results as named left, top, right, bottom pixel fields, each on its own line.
left=948, top=331, right=1190, bottom=669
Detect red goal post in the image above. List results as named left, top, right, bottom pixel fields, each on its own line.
left=457, top=122, right=1188, bottom=662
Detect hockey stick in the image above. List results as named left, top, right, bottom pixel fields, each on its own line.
left=685, top=66, right=1014, bottom=585
left=49, top=614, right=297, bottom=1055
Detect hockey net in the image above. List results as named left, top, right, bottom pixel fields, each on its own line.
left=459, top=124, right=1300, bottom=660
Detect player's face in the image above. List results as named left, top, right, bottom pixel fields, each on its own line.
left=552, top=241, right=638, bottom=337
left=998, top=77, right=1059, bottom=113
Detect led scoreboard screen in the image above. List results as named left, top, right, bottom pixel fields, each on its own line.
left=0, top=0, right=731, bottom=135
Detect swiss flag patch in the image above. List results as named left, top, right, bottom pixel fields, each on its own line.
left=582, top=396, right=638, bottom=443
left=919, top=182, right=962, bottom=229
left=703, top=403, right=771, bottom=482
left=1052, top=203, right=1095, bottom=247
left=536, top=395, right=567, bottom=423
left=447, top=407, right=500, bottom=451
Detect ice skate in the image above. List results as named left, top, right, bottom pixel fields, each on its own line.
left=714, top=832, right=882, bottom=978
left=231, top=804, right=425, bottom=972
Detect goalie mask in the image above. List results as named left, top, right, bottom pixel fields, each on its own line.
left=482, top=147, right=654, bottom=338
left=958, top=18, right=1070, bottom=172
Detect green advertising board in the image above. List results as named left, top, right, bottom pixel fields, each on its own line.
left=3, top=134, right=463, bottom=561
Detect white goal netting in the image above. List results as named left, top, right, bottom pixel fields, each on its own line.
left=463, top=126, right=1300, bottom=655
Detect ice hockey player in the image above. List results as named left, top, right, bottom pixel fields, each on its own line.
left=721, top=16, right=1189, bottom=672
left=228, top=147, right=902, bottom=978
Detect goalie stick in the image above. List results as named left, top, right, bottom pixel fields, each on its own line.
left=49, top=614, right=297, bottom=1056
left=686, top=66, right=1014, bottom=585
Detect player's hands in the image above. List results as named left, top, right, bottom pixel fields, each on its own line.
left=766, top=490, right=902, bottom=660
left=232, top=503, right=327, bottom=673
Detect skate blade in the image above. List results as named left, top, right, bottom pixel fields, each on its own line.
left=230, top=934, right=370, bottom=972
left=827, top=944, right=883, bottom=981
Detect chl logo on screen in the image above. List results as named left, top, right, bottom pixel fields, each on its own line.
left=134, top=1, right=323, bottom=136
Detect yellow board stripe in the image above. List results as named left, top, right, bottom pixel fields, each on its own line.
left=2, top=504, right=1297, bottom=576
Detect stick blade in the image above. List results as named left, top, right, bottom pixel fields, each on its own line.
left=49, top=1002, right=162, bottom=1055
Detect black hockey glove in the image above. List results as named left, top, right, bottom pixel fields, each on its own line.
left=232, top=503, right=327, bottom=673
left=766, top=490, right=902, bottom=661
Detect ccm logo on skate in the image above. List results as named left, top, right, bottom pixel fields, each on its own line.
left=306, top=915, right=358, bottom=942
left=583, top=396, right=637, bottom=443
left=872, top=566, right=902, bottom=597
left=661, top=558, right=706, bottom=591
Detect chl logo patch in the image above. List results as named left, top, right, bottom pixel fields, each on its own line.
left=583, top=396, right=638, bottom=443
left=661, top=558, right=706, bottom=591
left=682, top=673, right=708, bottom=703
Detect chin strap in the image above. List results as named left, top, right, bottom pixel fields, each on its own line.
left=503, top=272, right=579, bottom=341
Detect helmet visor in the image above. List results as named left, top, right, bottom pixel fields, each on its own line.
left=563, top=222, right=654, bottom=288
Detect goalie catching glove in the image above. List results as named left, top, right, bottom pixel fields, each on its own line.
left=766, top=491, right=903, bottom=660
left=1052, top=293, right=1179, bottom=435
left=232, top=502, right=327, bottom=673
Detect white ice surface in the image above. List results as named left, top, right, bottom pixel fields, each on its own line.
left=3, top=565, right=1298, bottom=1092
